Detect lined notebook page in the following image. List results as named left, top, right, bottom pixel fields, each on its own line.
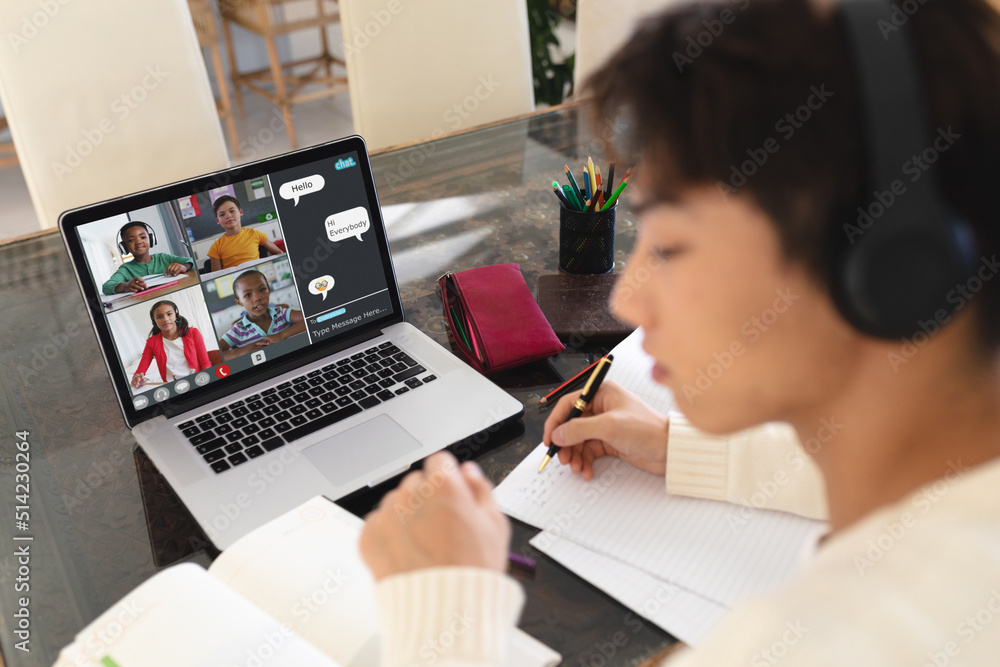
left=497, top=445, right=820, bottom=606
left=495, top=328, right=825, bottom=609
left=531, top=534, right=728, bottom=647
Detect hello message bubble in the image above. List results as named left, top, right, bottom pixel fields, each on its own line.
left=279, top=174, right=325, bottom=206
left=309, top=275, right=335, bottom=301
left=325, top=207, right=370, bottom=243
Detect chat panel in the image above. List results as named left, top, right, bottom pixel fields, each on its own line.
left=268, top=153, right=393, bottom=342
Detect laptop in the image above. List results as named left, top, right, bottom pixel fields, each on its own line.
left=59, top=136, right=524, bottom=549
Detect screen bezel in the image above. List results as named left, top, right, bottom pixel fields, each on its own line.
left=58, top=135, right=404, bottom=429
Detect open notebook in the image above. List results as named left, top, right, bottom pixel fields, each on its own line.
left=54, top=496, right=560, bottom=667
left=495, top=329, right=826, bottom=646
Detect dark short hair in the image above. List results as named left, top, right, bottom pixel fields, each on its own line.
left=213, top=195, right=242, bottom=216
left=119, top=221, right=149, bottom=243
left=147, top=300, right=189, bottom=338
left=586, top=0, right=1000, bottom=346
left=232, top=269, right=268, bottom=296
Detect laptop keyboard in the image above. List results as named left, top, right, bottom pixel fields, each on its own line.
left=175, top=342, right=438, bottom=474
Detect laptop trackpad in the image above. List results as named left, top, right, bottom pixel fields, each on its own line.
left=301, top=414, right=421, bottom=487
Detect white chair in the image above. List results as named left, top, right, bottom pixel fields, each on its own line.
left=574, top=0, right=681, bottom=90
left=339, top=0, right=535, bottom=151
left=0, top=0, right=229, bottom=231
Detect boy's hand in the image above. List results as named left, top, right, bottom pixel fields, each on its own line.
left=165, top=263, right=187, bottom=276
left=118, top=276, right=147, bottom=293
left=542, top=380, right=670, bottom=480
left=360, top=452, right=510, bottom=581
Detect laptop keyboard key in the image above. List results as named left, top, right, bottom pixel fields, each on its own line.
left=248, top=400, right=265, bottom=411
left=405, top=378, right=423, bottom=389
left=215, top=424, right=233, bottom=436
left=259, top=417, right=276, bottom=428
left=379, top=378, right=395, bottom=389
left=395, top=387, right=409, bottom=395
left=335, top=386, right=351, bottom=396
left=189, top=432, right=215, bottom=446
left=349, top=390, right=367, bottom=401
left=226, top=431, right=243, bottom=443
left=262, top=437, right=285, bottom=452
left=228, top=452, right=248, bottom=466
left=306, top=398, right=322, bottom=409
left=290, top=404, right=307, bottom=415
left=178, top=420, right=194, bottom=429
left=263, top=404, right=281, bottom=415
left=365, top=385, right=381, bottom=395
left=290, top=415, right=308, bottom=426
left=232, top=406, right=249, bottom=417
left=216, top=413, right=234, bottom=423
left=358, top=395, right=381, bottom=409
left=225, top=443, right=242, bottom=454
left=283, top=404, right=362, bottom=443
left=275, top=410, right=291, bottom=422
left=305, top=409, right=323, bottom=420
left=182, top=426, right=200, bottom=438
left=335, top=396, right=353, bottom=407
left=203, top=449, right=226, bottom=463
left=392, top=366, right=424, bottom=383
left=259, top=428, right=277, bottom=440
left=200, top=419, right=218, bottom=430
left=243, top=424, right=260, bottom=435
left=278, top=398, right=295, bottom=409
left=196, top=438, right=227, bottom=455
left=211, top=460, right=231, bottom=473
left=423, top=375, right=437, bottom=382
left=246, top=445, right=265, bottom=458
left=232, top=417, right=249, bottom=429
left=376, top=390, right=396, bottom=401
left=275, top=422, right=292, bottom=433
left=244, top=434, right=260, bottom=446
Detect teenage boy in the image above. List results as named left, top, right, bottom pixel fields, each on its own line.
left=102, top=222, right=193, bottom=295
left=207, top=195, right=285, bottom=271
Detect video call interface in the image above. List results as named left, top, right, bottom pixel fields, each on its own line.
left=77, top=150, right=394, bottom=412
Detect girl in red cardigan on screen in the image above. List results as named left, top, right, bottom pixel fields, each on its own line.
left=130, top=300, right=211, bottom=388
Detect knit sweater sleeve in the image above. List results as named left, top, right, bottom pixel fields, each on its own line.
left=374, top=567, right=524, bottom=667
left=665, top=412, right=828, bottom=521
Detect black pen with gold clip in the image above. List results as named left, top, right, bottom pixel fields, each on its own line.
left=538, top=354, right=614, bottom=473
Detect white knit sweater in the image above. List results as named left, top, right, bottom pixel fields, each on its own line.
left=373, top=416, right=1000, bottom=666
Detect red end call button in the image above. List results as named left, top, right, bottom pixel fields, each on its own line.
left=215, top=364, right=231, bottom=379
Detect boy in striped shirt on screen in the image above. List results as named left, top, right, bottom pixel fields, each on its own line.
left=219, top=269, right=305, bottom=360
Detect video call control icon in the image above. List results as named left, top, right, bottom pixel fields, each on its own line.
left=133, top=396, right=148, bottom=410
left=174, top=380, right=190, bottom=394
left=251, top=350, right=267, bottom=365
left=153, top=387, right=170, bottom=402
left=194, top=373, right=211, bottom=387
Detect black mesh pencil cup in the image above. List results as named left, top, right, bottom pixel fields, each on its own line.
left=558, top=203, right=616, bottom=274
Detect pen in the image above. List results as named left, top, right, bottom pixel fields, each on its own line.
left=538, top=354, right=614, bottom=472
left=552, top=181, right=573, bottom=209
left=508, top=552, right=536, bottom=574
left=538, top=357, right=602, bottom=406
left=562, top=184, right=584, bottom=211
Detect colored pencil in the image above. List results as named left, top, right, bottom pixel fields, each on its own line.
left=538, top=357, right=602, bottom=406
left=588, top=156, right=598, bottom=196
left=602, top=170, right=631, bottom=210
left=564, top=165, right=584, bottom=207
left=583, top=168, right=592, bottom=202
left=606, top=161, right=616, bottom=201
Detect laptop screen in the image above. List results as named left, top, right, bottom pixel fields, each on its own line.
left=60, top=137, right=403, bottom=426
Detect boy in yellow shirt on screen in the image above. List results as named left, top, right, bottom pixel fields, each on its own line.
left=207, top=195, right=285, bottom=271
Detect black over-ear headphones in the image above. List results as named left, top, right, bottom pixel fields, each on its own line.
left=116, top=221, right=158, bottom=255
left=833, top=0, right=978, bottom=339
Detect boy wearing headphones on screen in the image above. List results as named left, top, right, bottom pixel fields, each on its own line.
left=354, top=1, right=1000, bottom=665
left=102, top=221, right=194, bottom=294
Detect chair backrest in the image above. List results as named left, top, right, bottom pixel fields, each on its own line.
left=574, top=0, right=681, bottom=88
left=0, top=0, right=229, bottom=231
left=339, top=0, right=535, bottom=151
